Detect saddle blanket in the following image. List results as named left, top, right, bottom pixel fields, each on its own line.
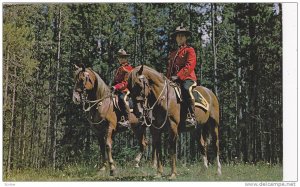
left=173, top=86, right=209, bottom=111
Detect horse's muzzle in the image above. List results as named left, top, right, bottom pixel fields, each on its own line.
left=72, top=91, right=81, bottom=105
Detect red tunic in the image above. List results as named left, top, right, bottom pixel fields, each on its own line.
left=113, top=63, right=134, bottom=92
left=167, top=44, right=197, bottom=81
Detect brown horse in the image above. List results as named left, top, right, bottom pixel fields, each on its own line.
left=72, top=64, right=147, bottom=176
left=127, top=65, right=221, bottom=179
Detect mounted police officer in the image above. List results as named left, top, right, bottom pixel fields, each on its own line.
left=112, top=49, right=134, bottom=127
left=166, top=25, right=197, bottom=127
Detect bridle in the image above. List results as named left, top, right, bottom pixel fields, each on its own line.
left=136, top=74, right=169, bottom=129
left=74, top=69, right=112, bottom=125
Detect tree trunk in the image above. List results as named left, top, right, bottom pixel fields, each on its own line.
left=211, top=3, right=218, bottom=96
left=190, top=132, right=196, bottom=162
left=17, top=104, right=26, bottom=169
left=44, top=93, right=51, bottom=167
left=4, top=49, right=10, bottom=138
left=248, top=3, right=258, bottom=163
left=7, top=65, right=17, bottom=174
left=51, top=7, right=62, bottom=169
left=4, top=50, right=10, bottom=111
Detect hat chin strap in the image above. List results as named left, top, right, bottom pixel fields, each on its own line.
left=120, top=61, right=128, bottom=65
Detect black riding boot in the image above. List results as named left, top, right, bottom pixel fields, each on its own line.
left=186, top=98, right=196, bottom=127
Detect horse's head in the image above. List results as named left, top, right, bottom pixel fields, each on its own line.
left=72, top=63, right=95, bottom=104
left=128, top=65, right=153, bottom=117
left=132, top=65, right=152, bottom=100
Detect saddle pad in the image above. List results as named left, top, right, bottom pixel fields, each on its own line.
left=193, top=90, right=209, bottom=111
left=170, top=83, right=210, bottom=111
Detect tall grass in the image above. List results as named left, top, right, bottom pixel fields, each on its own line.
left=4, top=162, right=282, bottom=181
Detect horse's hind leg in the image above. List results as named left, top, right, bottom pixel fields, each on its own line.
left=211, top=119, right=221, bottom=175
left=199, top=125, right=209, bottom=169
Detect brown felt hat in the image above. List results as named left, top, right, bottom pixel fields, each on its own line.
left=117, top=49, right=130, bottom=57
left=171, top=26, right=192, bottom=38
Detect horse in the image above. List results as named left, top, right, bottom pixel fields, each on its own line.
left=72, top=63, right=148, bottom=176
left=127, top=65, right=221, bottom=179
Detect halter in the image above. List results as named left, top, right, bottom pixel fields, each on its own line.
left=138, top=75, right=169, bottom=129
left=75, top=70, right=112, bottom=125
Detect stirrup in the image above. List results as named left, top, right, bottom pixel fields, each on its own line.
left=119, top=120, right=130, bottom=127
left=185, top=113, right=196, bottom=128
left=118, top=116, right=130, bottom=127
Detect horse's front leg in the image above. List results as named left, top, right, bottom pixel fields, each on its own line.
left=97, top=135, right=107, bottom=171
left=151, top=144, right=157, bottom=168
left=169, top=121, right=178, bottom=180
left=152, top=129, right=163, bottom=178
left=106, top=126, right=116, bottom=176
left=133, top=125, right=148, bottom=168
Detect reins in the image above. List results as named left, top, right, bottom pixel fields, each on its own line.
left=83, top=93, right=111, bottom=112
left=141, top=76, right=169, bottom=130
left=83, top=93, right=112, bottom=125
left=79, top=69, right=112, bottom=125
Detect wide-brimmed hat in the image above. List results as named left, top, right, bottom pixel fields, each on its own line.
left=171, top=26, right=192, bottom=38
left=117, top=49, right=130, bottom=57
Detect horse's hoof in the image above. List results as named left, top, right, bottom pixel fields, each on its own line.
left=110, top=169, right=116, bottom=176
left=135, top=163, right=140, bottom=168
left=153, top=173, right=162, bottom=179
left=168, top=173, right=176, bottom=180
left=99, top=166, right=106, bottom=171
left=217, top=169, right=222, bottom=176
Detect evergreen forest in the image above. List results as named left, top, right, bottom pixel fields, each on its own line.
left=3, top=3, right=282, bottom=176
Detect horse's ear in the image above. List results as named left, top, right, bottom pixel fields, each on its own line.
left=74, top=64, right=80, bottom=70
left=75, top=63, right=86, bottom=72
left=137, top=65, right=143, bottom=75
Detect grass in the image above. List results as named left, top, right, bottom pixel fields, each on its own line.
left=4, top=162, right=282, bottom=182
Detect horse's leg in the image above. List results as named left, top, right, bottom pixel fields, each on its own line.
left=134, top=126, right=148, bottom=168
left=98, top=135, right=107, bottom=171
left=106, top=127, right=116, bottom=176
left=211, top=120, right=221, bottom=175
left=153, top=130, right=163, bottom=178
left=151, top=144, right=157, bottom=168
left=169, top=121, right=178, bottom=179
left=200, top=125, right=209, bottom=169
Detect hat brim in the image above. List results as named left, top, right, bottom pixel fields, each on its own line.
left=117, top=54, right=130, bottom=57
left=171, top=30, right=192, bottom=38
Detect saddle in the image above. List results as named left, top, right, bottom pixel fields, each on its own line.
left=170, top=82, right=209, bottom=111
left=112, top=91, right=134, bottom=113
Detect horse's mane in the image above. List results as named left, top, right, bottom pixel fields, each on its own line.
left=87, top=68, right=110, bottom=98
left=129, top=65, right=165, bottom=88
